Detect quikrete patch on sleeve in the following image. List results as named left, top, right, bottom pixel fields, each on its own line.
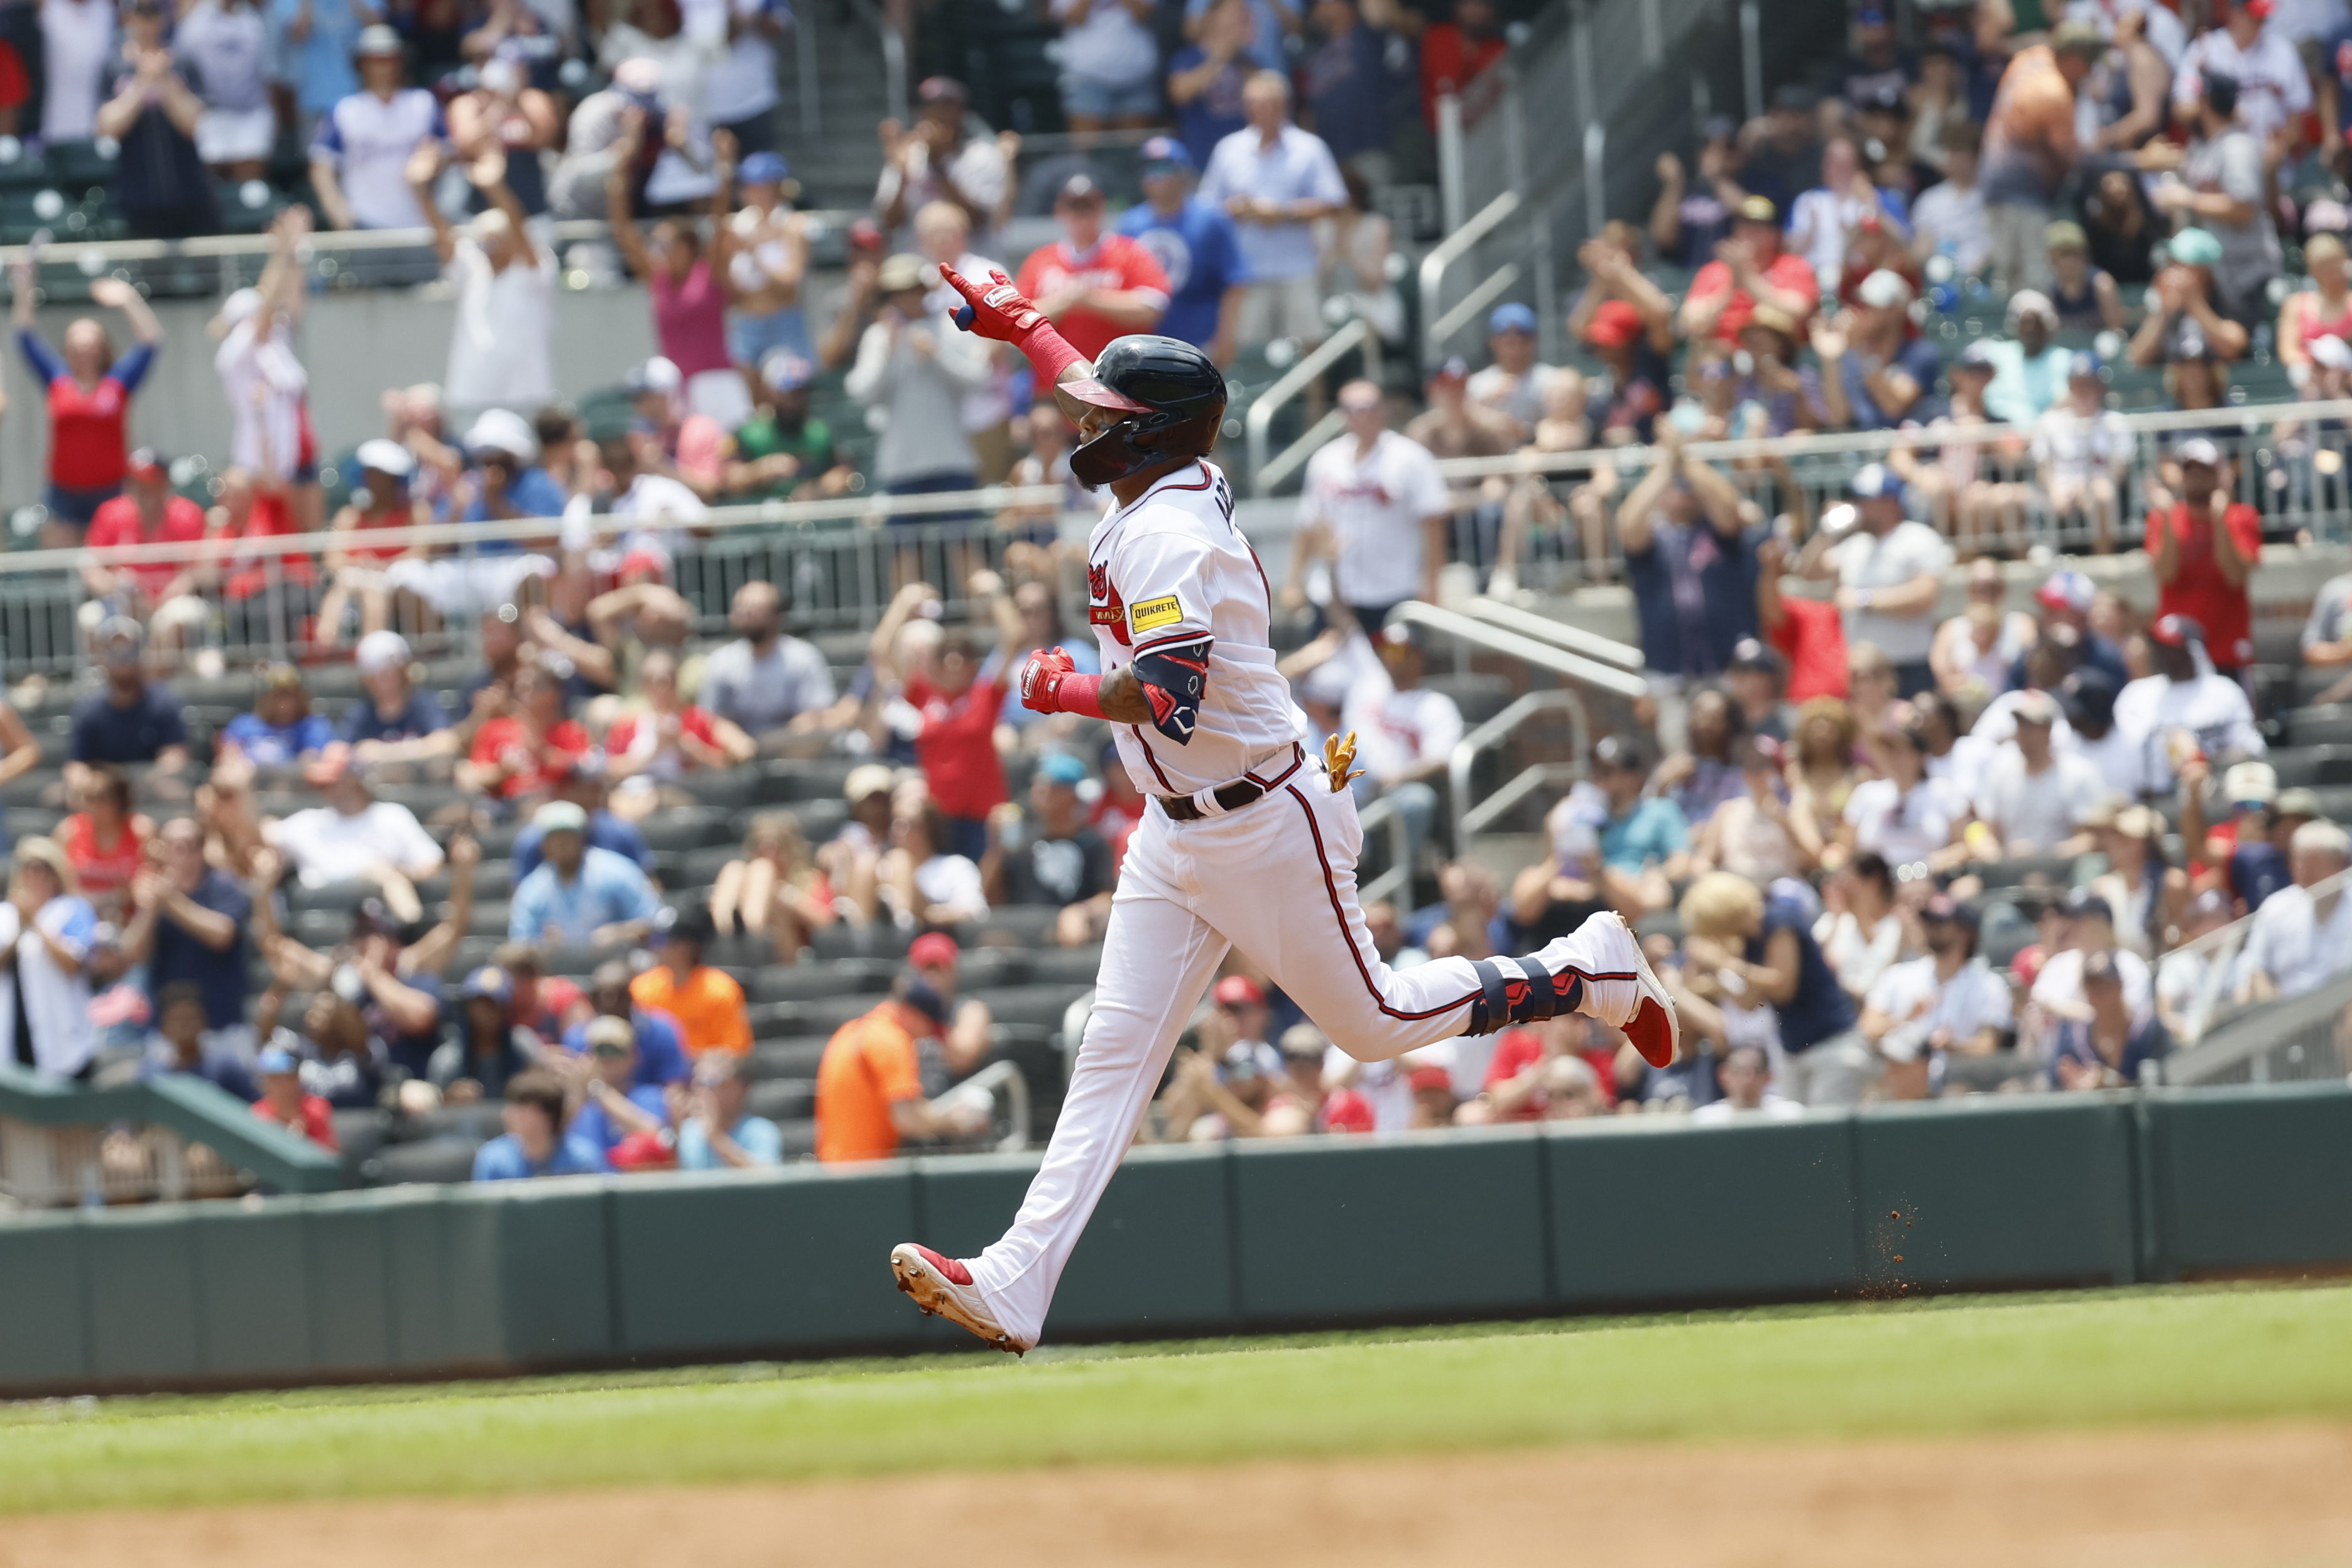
left=1128, top=594, right=1184, bottom=634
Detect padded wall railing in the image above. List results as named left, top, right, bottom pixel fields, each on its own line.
left=0, top=1084, right=2346, bottom=1395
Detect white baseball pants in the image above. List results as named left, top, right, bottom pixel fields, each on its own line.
left=964, top=759, right=1632, bottom=1348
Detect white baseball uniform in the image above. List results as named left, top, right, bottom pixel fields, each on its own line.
left=961, top=457, right=1650, bottom=1348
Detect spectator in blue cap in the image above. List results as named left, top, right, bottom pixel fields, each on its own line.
left=252, top=1033, right=339, bottom=1150
left=725, top=150, right=812, bottom=371
left=983, top=751, right=1118, bottom=945
left=1794, top=463, right=1953, bottom=699
left=1116, top=134, right=1249, bottom=364
left=1467, top=300, right=1563, bottom=442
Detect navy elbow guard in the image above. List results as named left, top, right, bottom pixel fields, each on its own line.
left=1132, top=636, right=1212, bottom=745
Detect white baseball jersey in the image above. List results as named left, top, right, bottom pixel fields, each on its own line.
left=1086, top=458, right=1308, bottom=797
left=1297, top=428, right=1452, bottom=608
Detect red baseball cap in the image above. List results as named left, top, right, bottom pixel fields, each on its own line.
left=1408, top=1064, right=1454, bottom=1093
left=1586, top=299, right=1643, bottom=349
left=1212, top=974, right=1265, bottom=1008
left=2150, top=613, right=2204, bottom=648
left=908, top=932, right=960, bottom=969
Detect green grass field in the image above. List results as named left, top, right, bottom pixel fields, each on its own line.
left=4, top=1282, right=2348, bottom=1517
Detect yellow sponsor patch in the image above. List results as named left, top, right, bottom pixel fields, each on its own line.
left=1129, top=594, right=1184, bottom=634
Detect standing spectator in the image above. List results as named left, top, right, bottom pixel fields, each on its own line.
left=80, top=450, right=212, bottom=655
left=175, top=0, right=273, bottom=180
left=981, top=751, right=1117, bottom=947
left=40, top=0, right=116, bottom=142
left=1788, top=136, right=1908, bottom=281
left=724, top=151, right=811, bottom=368
left=11, top=264, right=164, bottom=547
left=846, top=251, right=996, bottom=511
left=506, top=800, right=663, bottom=948
left=675, top=1052, right=785, bottom=1169
left=1116, top=136, right=1246, bottom=364
left=1290, top=379, right=1451, bottom=626
left=608, top=119, right=749, bottom=427
left=445, top=48, right=557, bottom=215
left=1980, top=22, right=2101, bottom=293
left=212, top=212, right=317, bottom=534
left=1649, top=116, right=1751, bottom=270
left=1013, top=174, right=1173, bottom=361
left=2149, top=70, right=2282, bottom=331
left=1908, top=119, right=1989, bottom=276
left=1796, top=465, right=1952, bottom=699
left=271, top=0, right=366, bottom=142
left=471, top=1069, right=609, bottom=1179
left=912, top=200, right=1015, bottom=484
left=1581, top=299, right=1674, bottom=447
left=1680, top=871, right=1872, bottom=1106
left=1812, top=270, right=1941, bottom=432
left=0, top=839, right=99, bottom=1081
left=698, top=581, right=837, bottom=749
left=630, top=908, right=751, bottom=1056
left=2147, top=437, right=2260, bottom=677
left=1341, top=621, right=1464, bottom=869
left=1301, top=0, right=1398, bottom=183
left=1052, top=0, right=1160, bottom=136
left=1979, top=288, right=2072, bottom=423
left=1198, top=70, right=1347, bottom=349
left=814, top=972, right=986, bottom=1162
left=310, top=26, right=446, bottom=232
left=95, top=0, right=219, bottom=239
left=1616, top=425, right=1758, bottom=700
left=701, top=0, right=786, bottom=154
left=417, top=144, right=556, bottom=416
left=2173, top=1, right=2310, bottom=153
left=2126, top=232, right=2250, bottom=389
left=1415, top=0, right=1505, bottom=122
left=1677, top=195, right=1821, bottom=343
left=873, top=77, right=1008, bottom=249
left=1756, top=533, right=1850, bottom=705
left=1181, top=0, right=1293, bottom=73
left=68, top=619, right=188, bottom=787
left=866, top=575, right=1025, bottom=862
left=1167, top=0, right=1255, bottom=168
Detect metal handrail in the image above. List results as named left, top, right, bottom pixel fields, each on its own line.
left=1245, top=317, right=1380, bottom=496
left=1447, top=689, right=1590, bottom=850
left=1391, top=602, right=1650, bottom=699
left=2168, top=864, right=2352, bottom=1047
left=1460, top=596, right=1645, bottom=670
left=794, top=0, right=821, bottom=139
left=1358, top=792, right=1417, bottom=906
left=2164, top=965, right=2352, bottom=1084
left=952, top=1059, right=1032, bottom=1153
left=1256, top=408, right=1346, bottom=498
left=1417, top=188, right=1522, bottom=364
left=844, top=0, right=909, bottom=128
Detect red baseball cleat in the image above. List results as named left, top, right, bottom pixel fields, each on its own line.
left=889, top=1243, right=1030, bottom=1355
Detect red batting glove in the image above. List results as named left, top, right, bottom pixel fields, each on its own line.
left=1018, top=646, right=1106, bottom=719
left=939, top=263, right=1087, bottom=387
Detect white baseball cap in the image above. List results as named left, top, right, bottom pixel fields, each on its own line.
left=355, top=437, right=416, bottom=479
left=465, top=408, right=540, bottom=465
left=1856, top=268, right=1913, bottom=310
left=355, top=629, right=412, bottom=675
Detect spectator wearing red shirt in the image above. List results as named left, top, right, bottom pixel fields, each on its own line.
left=252, top=1037, right=340, bottom=1150
left=58, top=763, right=148, bottom=927
left=11, top=266, right=166, bottom=546
left=80, top=449, right=211, bottom=654
left=460, top=663, right=590, bottom=805
left=1415, top=0, right=1507, bottom=125
left=603, top=648, right=758, bottom=816
left=1677, top=194, right=1821, bottom=344
left=2147, top=437, right=2259, bottom=675
left=1756, top=531, right=1850, bottom=702
left=869, top=573, right=1028, bottom=861
left=1013, top=173, right=1172, bottom=360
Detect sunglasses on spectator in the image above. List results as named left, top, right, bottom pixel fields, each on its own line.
left=1853, top=665, right=1895, bottom=682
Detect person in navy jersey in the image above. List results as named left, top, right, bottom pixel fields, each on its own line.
left=308, top=25, right=446, bottom=232
left=11, top=264, right=166, bottom=546
left=1680, top=870, right=1872, bottom=1106
left=1613, top=425, right=1759, bottom=687
left=1299, top=0, right=1402, bottom=182
left=1167, top=0, right=1256, bottom=168
left=67, top=619, right=190, bottom=788
left=1114, top=136, right=1248, bottom=364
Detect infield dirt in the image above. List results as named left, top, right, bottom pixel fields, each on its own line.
left=8, top=1420, right=2348, bottom=1568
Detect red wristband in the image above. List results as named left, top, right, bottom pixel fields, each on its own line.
left=1051, top=672, right=1107, bottom=720
left=1016, top=320, right=1087, bottom=393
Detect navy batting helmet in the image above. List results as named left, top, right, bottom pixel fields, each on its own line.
left=1056, top=335, right=1227, bottom=489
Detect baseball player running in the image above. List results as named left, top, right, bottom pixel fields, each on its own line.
left=889, top=265, right=1679, bottom=1353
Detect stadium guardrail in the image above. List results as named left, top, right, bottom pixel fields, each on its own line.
left=1, top=1083, right=2345, bottom=1394
left=0, top=1061, right=344, bottom=1205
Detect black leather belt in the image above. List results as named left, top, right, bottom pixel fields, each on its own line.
left=1155, top=744, right=1304, bottom=822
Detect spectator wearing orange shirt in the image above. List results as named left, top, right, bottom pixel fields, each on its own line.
left=629, top=909, right=751, bottom=1056
left=814, top=971, right=989, bottom=1162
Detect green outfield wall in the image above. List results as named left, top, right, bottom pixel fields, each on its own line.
left=0, top=1084, right=2346, bottom=1395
